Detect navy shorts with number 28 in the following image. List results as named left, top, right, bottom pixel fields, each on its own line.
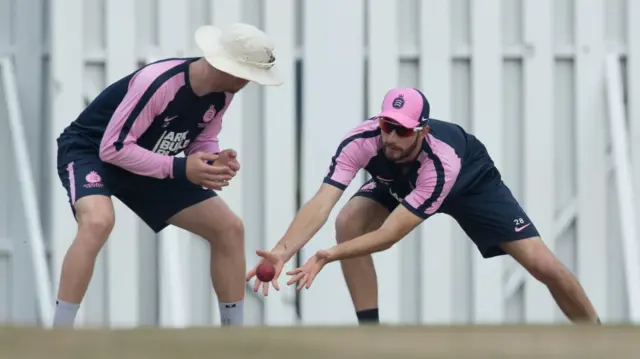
left=353, top=168, right=540, bottom=259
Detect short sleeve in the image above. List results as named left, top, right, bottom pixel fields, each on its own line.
left=322, top=122, right=381, bottom=190
left=402, top=152, right=461, bottom=219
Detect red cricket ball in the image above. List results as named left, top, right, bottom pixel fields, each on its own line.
left=256, top=263, right=276, bottom=282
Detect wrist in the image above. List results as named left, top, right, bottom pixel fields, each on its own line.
left=172, top=157, right=188, bottom=179
left=324, top=247, right=339, bottom=263
left=270, top=246, right=290, bottom=260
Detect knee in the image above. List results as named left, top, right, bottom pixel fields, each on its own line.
left=76, top=208, right=115, bottom=250
left=220, top=214, right=244, bottom=240
left=335, top=208, right=366, bottom=243
left=208, top=215, right=244, bottom=253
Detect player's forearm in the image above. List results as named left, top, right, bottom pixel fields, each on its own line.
left=184, top=140, right=220, bottom=156
left=100, top=144, right=181, bottom=179
left=326, top=228, right=397, bottom=262
left=272, top=200, right=332, bottom=262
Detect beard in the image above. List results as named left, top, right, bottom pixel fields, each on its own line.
left=382, top=135, right=421, bottom=162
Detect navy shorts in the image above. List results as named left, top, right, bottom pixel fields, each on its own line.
left=352, top=168, right=540, bottom=258
left=56, top=145, right=217, bottom=233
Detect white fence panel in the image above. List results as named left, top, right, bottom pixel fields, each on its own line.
left=262, top=0, right=298, bottom=326
left=104, top=0, right=141, bottom=328
left=418, top=0, right=455, bottom=325
left=300, top=0, right=365, bottom=325
left=574, top=0, right=608, bottom=319
left=522, top=0, right=556, bottom=322
left=470, top=0, right=504, bottom=324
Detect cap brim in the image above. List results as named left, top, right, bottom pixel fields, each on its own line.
left=194, top=25, right=283, bottom=86
left=377, top=111, right=419, bottom=128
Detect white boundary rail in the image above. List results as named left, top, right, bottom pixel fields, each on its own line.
left=605, top=53, right=640, bottom=323
left=0, top=56, right=54, bottom=327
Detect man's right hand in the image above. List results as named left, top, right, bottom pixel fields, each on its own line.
left=246, top=250, right=286, bottom=296
left=186, top=152, right=235, bottom=190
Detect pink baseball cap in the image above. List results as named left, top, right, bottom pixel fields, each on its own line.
left=376, top=88, right=432, bottom=129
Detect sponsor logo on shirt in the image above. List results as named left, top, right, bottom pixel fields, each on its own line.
left=152, top=130, right=191, bottom=155
left=162, top=115, right=178, bottom=128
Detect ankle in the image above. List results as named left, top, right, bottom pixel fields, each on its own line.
left=53, top=299, right=80, bottom=327
left=356, top=308, right=379, bottom=325
left=219, top=300, right=244, bottom=326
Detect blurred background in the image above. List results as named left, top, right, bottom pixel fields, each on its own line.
left=0, top=0, right=639, bottom=329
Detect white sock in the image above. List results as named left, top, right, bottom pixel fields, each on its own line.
left=218, top=300, right=244, bottom=326
left=53, top=300, right=80, bottom=327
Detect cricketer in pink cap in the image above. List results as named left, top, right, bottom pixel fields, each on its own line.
left=248, top=86, right=601, bottom=327
left=376, top=87, right=431, bottom=129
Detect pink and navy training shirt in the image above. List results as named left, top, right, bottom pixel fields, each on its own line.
left=57, top=57, right=232, bottom=180
left=323, top=118, right=494, bottom=219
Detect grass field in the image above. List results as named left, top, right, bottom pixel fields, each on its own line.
left=0, top=325, right=638, bottom=359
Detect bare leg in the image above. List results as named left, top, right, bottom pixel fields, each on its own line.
left=54, top=195, right=115, bottom=327
left=500, top=237, right=599, bottom=323
left=334, top=196, right=390, bottom=324
left=168, top=196, right=245, bottom=325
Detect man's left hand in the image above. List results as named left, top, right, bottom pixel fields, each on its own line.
left=285, top=250, right=331, bottom=291
left=217, top=149, right=241, bottom=173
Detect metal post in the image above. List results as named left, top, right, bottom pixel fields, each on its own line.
left=0, top=57, right=54, bottom=327
left=605, top=53, right=640, bottom=323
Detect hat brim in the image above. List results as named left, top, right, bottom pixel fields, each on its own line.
left=377, top=110, right=420, bottom=129
left=194, top=25, right=283, bottom=86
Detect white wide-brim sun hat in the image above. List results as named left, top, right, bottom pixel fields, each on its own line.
left=195, top=23, right=283, bottom=86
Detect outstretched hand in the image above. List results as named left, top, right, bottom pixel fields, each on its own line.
left=286, top=250, right=331, bottom=291
left=246, top=249, right=285, bottom=296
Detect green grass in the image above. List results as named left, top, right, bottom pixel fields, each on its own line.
left=0, top=324, right=638, bottom=359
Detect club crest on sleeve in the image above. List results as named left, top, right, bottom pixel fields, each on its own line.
left=203, top=105, right=217, bottom=123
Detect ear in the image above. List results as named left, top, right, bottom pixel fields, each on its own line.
left=421, top=125, right=431, bottom=135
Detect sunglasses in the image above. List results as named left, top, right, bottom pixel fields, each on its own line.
left=378, top=118, right=422, bottom=137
